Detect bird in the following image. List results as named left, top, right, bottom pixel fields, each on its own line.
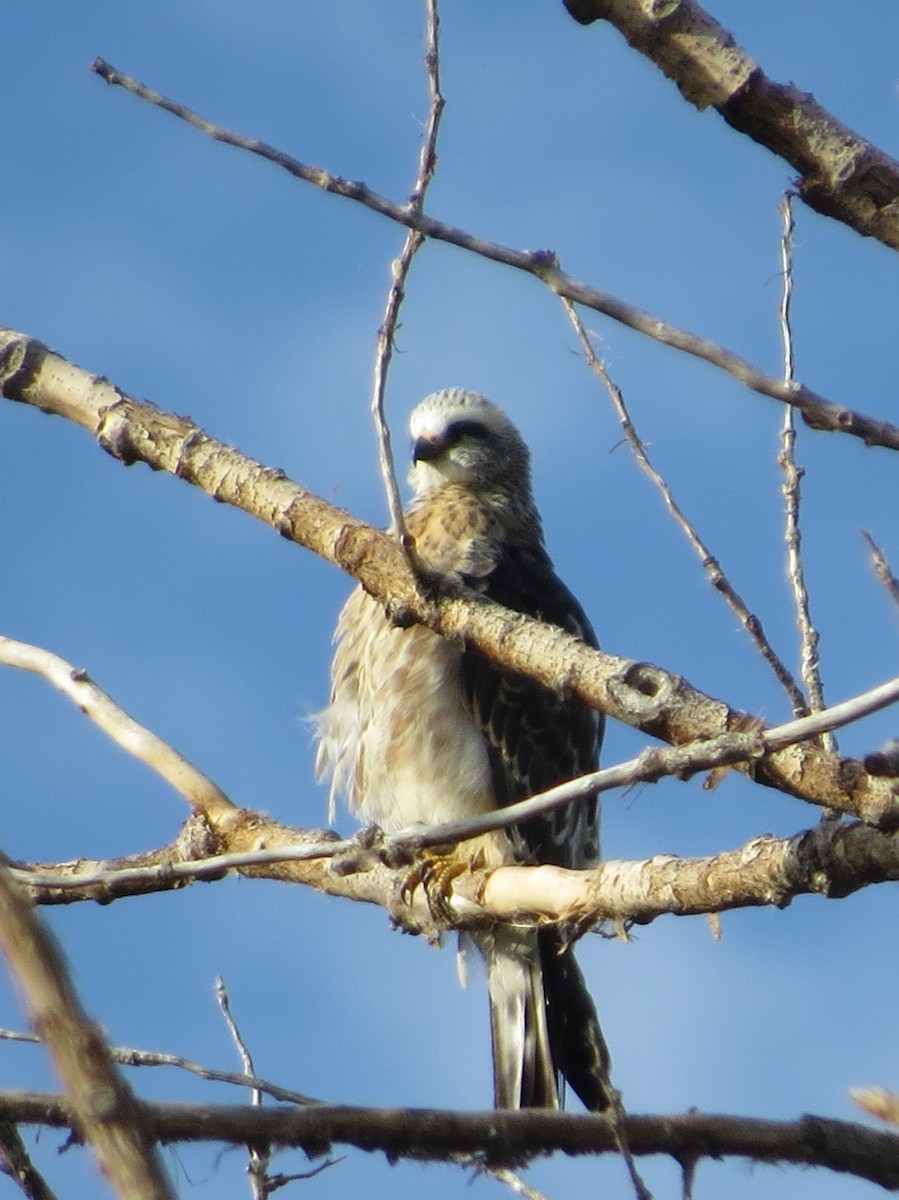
left=315, top=388, right=611, bottom=1110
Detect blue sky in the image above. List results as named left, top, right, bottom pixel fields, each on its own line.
left=3, top=1, right=899, bottom=1197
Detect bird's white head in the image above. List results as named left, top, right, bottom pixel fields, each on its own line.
left=407, top=389, right=532, bottom=498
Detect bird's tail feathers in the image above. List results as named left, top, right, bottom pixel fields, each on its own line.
left=540, top=929, right=613, bottom=1112
left=481, top=927, right=559, bottom=1110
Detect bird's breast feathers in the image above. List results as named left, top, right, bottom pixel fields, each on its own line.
left=315, top=585, right=506, bottom=842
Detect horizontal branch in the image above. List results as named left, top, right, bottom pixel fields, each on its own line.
left=6, top=1091, right=899, bottom=1188
left=89, top=58, right=899, bottom=452
left=2, top=329, right=898, bottom=826
left=0, top=1029, right=322, bottom=1109
left=563, top=0, right=899, bottom=252
left=12, top=804, right=899, bottom=933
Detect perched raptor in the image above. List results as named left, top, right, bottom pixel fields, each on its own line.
left=315, top=388, right=611, bottom=1110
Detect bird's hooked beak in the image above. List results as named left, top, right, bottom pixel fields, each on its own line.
left=412, top=431, right=445, bottom=464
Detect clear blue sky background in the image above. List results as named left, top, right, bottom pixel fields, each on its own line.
left=2, top=2, right=899, bottom=1197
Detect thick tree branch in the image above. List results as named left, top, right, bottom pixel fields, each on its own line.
left=2, top=329, right=898, bottom=825
left=4, top=1092, right=899, bottom=1190
left=11, top=805, right=899, bottom=933
left=563, top=0, right=899, bottom=252
left=88, top=59, right=899, bottom=451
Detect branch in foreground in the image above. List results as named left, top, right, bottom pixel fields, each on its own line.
left=88, top=58, right=899, bottom=453
left=0, top=1119, right=58, bottom=1200
left=563, top=0, right=899, bottom=253
left=2, top=329, right=898, bottom=825
left=0, top=864, right=175, bottom=1200
left=6, top=1093, right=899, bottom=1190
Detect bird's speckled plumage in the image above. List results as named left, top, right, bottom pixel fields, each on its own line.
left=316, top=389, right=610, bottom=1110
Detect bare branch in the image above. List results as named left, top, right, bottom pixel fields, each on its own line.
left=5, top=1093, right=899, bottom=1190
left=215, top=978, right=271, bottom=1198
left=0, top=1121, right=59, bottom=1200
left=0, top=862, right=175, bottom=1199
left=12, top=805, right=899, bottom=934
left=777, top=194, right=832, bottom=750
left=563, top=0, right=899, bottom=252
left=370, top=0, right=445, bottom=553
left=563, top=299, right=808, bottom=714
left=88, top=59, right=899, bottom=452
left=0, top=1029, right=321, bottom=1108
left=3, top=331, right=898, bottom=824
left=0, top=637, right=235, bottom=820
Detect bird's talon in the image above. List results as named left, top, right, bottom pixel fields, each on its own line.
left=401, top=852, right=466, bottom=920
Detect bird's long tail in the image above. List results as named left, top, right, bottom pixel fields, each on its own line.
left=539, top=928, right=613, bottom=1111
left=480, top=927, right=612, bottom=1110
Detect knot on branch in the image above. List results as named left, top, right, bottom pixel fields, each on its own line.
left=0, top=334, right=41, bottom=401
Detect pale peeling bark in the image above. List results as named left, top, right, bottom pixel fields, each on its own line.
left=564, top=0, right=899, bottom=251
left=12, top=808, right=899, bottom=934
left=2, top=328, right=898, bottom=826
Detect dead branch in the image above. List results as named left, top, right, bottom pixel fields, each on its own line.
left=563, top=298, right=809, bottom=715
left=0, top=1028, right=321, bottom=1108
left=2, top=329, right=898, bottom=825
left=4, top=1092, right=899, bottom=1190
left=10, top=805, right=899, bottom=932
left=87, top=59, right=899, bottom=451
left=0, top=638, right=235, bottom=820
left=0, top=1120, right=58, bottom=1200
left=369, top=0, right=444, bottom=551
left=0, top=863, right=175, bottom=1199
left=563, top=0, right=899, bottom=253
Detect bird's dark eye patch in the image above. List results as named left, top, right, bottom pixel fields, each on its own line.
left=445, top=418, right=489, bottom=444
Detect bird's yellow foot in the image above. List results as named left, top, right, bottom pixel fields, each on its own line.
left=401, top=852, right=467, bottom=921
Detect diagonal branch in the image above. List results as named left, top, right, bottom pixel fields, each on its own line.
left=0, top=862, right=175, bottom=1199
left=563, top=0, right=899, bottom=252
left=2, top=329, right=898, bottom=825
left=88, top=58, right=899, bottom=453
left=0, top=637, right=235, bottom=820
left=563, top=299, right=809, bottom=715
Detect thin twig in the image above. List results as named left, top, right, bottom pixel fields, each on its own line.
left=89, top=57, right=899, bottom=453
left=777, top=194, right=833, bottom=749
left=562, top=298, right=809, bottom=713
left=0, top=1028, right=322, bottom=1107
left=862, top=529, right=899, bottom=610
left=370, top=0, right=444, bottom=553
left=0, top=637, right=235, bottom=819
left=215, top=978, right=271, bottom=1198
